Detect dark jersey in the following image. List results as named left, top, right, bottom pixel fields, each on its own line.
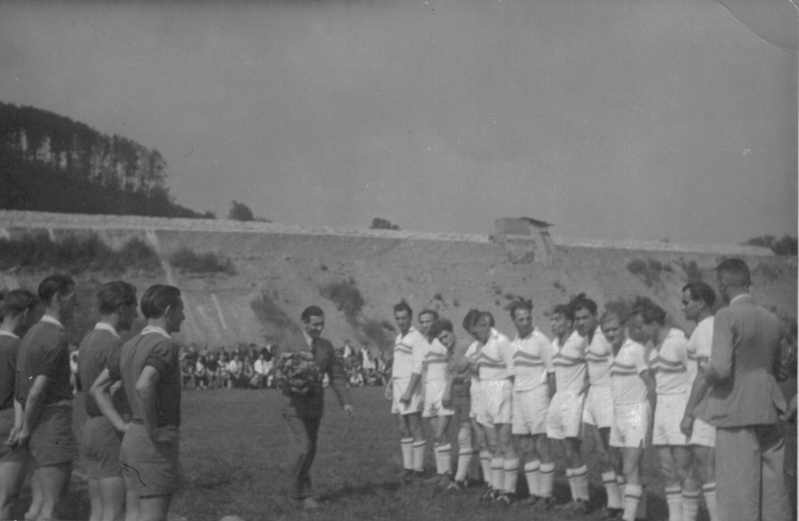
left=0, top=333, right=20, bottom=411
left=16, top=321, right=72, bottom=405
left=79, top=327, right=131, bottom=418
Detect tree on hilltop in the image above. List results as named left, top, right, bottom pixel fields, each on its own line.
left=370, top=217, right=400, bottom=230
left=743, top=234, right=797, bottom=256
left=229, top=200, right=270, bottom=222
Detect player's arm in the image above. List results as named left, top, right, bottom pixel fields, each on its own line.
left=499, top=338, right=515, bottom=383
left=681, top=362, right=710, bottom=435
left=16, top=374, right=48, bottom=448
left=136, top=365, right=175, bottom=444
left=402, top=338, right=426, bottom=403
left=401, top=373, right=422, bottom=403
left=6, top=398, right=24, bottom=446
left=90, top=368, right=130, bottom=433
left=705, top=313, right=734, bottom=385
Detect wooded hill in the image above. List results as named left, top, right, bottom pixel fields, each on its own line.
left=0, top=102, right=210, bottom=218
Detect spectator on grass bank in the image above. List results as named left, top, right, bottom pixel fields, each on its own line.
left=278, top=305, right=354, bottom=510
left=228, top=355, right=244, bottom=388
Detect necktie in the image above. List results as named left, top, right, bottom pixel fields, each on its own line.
left=310, top=337, right=318, bottom=358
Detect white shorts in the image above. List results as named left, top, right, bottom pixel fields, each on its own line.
left=422, top=379, right=455, bottom=418
left=688, top=417, right=715, bottom=448
left=391, top=377, right=423, bottom=415
left=583, top=385, right=614, bottom=428
left=653, top=393, right=689, bottom=446
left=512, top=386, right=550, bottom=435
left=546, top=390, right=585, bottom=440
left=478, top=380, right=512, bottom=426
left=610, top=402, right=651, bottom=449
left=469, top=380, right=484, bottom=420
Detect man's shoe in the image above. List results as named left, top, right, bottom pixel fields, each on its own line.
left=446, top=479, right=466, bottom=492
left=496, top=493, right=516, bottom=506
left=532, top=496, right=553, bottom=511
left=603, top=506, right=623, bottom=519
left=479, top=487, right=498, bottom=502
left=301, top=497, right=322, bottom=510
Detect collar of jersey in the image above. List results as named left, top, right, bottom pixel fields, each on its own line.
left=0, top=330, right=19, bottom=339
left=94, top=322, right=120, bottom=338
left=141, top=325, right=170, bottom=339
left=40, top=315, right=64, bottom=329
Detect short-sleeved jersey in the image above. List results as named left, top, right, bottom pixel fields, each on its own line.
left=551, top=330, right=587, bottom=393
left=649, top=328, right=692, bottom=395
left=478, top=329, right=514, bottom=381
left=15, top=318, right=72, bottom=405
left=424, top=338, right=451, bottom=382
left=464, top=340, right=482, bottom=389
left=610, top=338, right=650, bottom=406
left=108, top=327, right=181, bottom=427
left=688, top=317, right=714, bottom=380
left=512, top=328, right=554, bottom=392
left=584, top=328, right=614, bottom=387
left=0, top=331, right=20, bottom=411
left=79, top=324, right=131, bottom=418
left=392, top=327, right=429, bottom=379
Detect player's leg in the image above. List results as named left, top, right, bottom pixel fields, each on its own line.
left=25, top=469, right=43, bottom=520
left=407, top=412, right=426, bottom=475
left=88, top=478, right=102, bottom=521
left=561, top=436, right=588, bottom=511
left=36, top=462, right=72, bottom=520
left=99, top=476, right=125, bottom=521
left=0, top=460, right=27, bottom=519
left=451, top=405, right=474, bottom=487
left=138, top=494, right=172, bottom=521
left=496, top=423, right=518, bottom=501
left=693, top=445, right=717, bottom=521
left=657, top=446, right=683, bottom=521
left=124, top=488, right=140, bottom=521
left=533, top=433, right=555, bottom=504
left=620, top=447, right=645, bottom=521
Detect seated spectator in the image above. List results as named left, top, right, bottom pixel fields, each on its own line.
left=195, top=355, right=208, bottom=389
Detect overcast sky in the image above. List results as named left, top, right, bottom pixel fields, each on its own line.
left=1, top=0, right=796, bottom=244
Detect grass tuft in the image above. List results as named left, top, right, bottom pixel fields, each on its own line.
left=169, top=247, right=236, bottom=275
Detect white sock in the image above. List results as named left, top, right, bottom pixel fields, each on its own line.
left=623, top=484, right=642, bottom=521
left=503, top=458, right=519, bottom=495
left=572, top=464, right=590, bottom=501
left=412, top=440, right=426, bottom=472
left=455, top=446, right=473, bottom=481
left=401, top=437, right=413, bottom=470
left=682, top=488, right=700, bottom=521
left=539, top=462, right=555, bottom=499
left=490, top=457, right=504, bottom=491
left=434, top=443, right=442, bottom=474
left=566, top=468, right=577, bottom=502
left=702, top=483, right=717, bottom=521
left=603, top=470, right=621, bottom=509
left=665, top=486, right=683, bottom=521
left=437, top=444, right=452, bottom=475
left=524, top=460, right=541, bottom=497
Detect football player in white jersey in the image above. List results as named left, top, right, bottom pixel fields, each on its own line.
left=633, top=297, right=699, bottom=521
left=387, top=301, right=428, bottom=479
left=508, top=299, right=556, bottom=508
left=546, top=303, right=590, bottom=513
left=604, top=310, right=655, bottom=521
left=422, top=317, right=455, bottom=487
left=471, top=312, right=516, bottom=504
left=679, top=282, right=718, bottom=521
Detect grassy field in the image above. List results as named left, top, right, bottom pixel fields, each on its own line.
left=10, top=385, right=797, bottom=521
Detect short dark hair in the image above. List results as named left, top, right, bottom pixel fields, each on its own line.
left=462, top=309, right=481, bottom=331
left=508, top=299, right=533, bottom=320
left=418, top=308, right=439, bottom=321
left=394, top=300, right=413, bottom=317
left=600, top=310, right=624, bottom=325
left=478, top=311, right=495, bottom=328
left=140, top=285, right=181, bottom=319
left=632, top=296, right=667, bottom=326
left=0, top=289, right=39, bottom=320
left=38, top=274, right=75, bottom=304
left=429, top=318, right=454, bottom=339
left=97, top=281, right=138, bottom=315
left=571, top=293, right=597, bottom=315
left=716, top=258, right=750, bottom=287
left=301, top=305, right=325, bottom=323
left=682, top=281, right=716, bottom=308
left=551, top=303, right=575, bottom=322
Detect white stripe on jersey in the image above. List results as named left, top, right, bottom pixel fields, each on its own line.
left=512, top=328, right=554, bottom=392
left=551, top=330, right=586, bottom=393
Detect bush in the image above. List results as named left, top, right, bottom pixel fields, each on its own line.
left=0, top=232, right=161, bottom=274
left=319, top=278, right=365, bottom=321
left=250, top=290, right=299, bottom=343
left=626, top=258, right=662, bottom=287
left=678, top=259, right=703, bottom=283
left=626, top=259, right=647, bottom=275
left=169, top=247, right=236, bottom=275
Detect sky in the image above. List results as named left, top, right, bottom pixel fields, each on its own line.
left=1, top=0, right=796, bottom=245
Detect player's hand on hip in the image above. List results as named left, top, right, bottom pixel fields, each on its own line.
left=679, top=415, right=694, bottom=437
left=400, top=391, right=411, bottom=405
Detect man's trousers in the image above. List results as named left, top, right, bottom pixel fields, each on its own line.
left=283, top=410, right=322, bottom=500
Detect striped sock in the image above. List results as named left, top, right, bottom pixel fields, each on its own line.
left=539, top=462, right=555, bottom=499
left=468, top=450, right=481, bottom=481
left=682, top=488, right=700, bottom=521
left=702, top=483, right=717, bottom=521
left=434, top=443, right=443, bottom=474
left=524, top=460, right=541, bottom=497
left=401, top=437, right=414, bottom=470
left=479, top=451, right=492, bottom=484
left=438, top=444, right=452, bottom=476
left=636, top=485, right=647, bottom=520
left=412, top=440, right=426, bottom=472
left=455, top=446, right=473, bottom=481
left=572, top=464, right=590, bottom=501
left=503, top=458, right=519, bottom=495
left=603, top=470, right=621, bottom=509
left=665, top=486, right=683, bottom=521
left=566, top=468, right=577, bottom=501
left=622, top=484, right=642, bottom=521
left=490, top=457, right=504, bottom=491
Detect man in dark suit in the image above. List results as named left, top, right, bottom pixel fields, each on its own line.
left=700, top=258, right=791, bottom=521
left=280, top=305, right=354, bottom=510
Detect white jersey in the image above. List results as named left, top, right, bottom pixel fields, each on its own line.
left=610, top=338, right=650, bottom=406
left=687, top=316, right=714, bottom=378
left=584, top=328, right=613, bottom=387
left=551, top=329, right=587, bottom=393
left=649, top=328, right=692, bottom=395
left=392, top=326, right=429, bottom=379
left=424, top=338, right=451, bottom=382
left=511, top=328, right=554, bottom=392
left=477, top=328, right=514, bottom=381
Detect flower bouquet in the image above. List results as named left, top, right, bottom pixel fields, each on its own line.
left=274, top=351, right=323, bottom=397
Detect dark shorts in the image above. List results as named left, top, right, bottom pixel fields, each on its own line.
left=0, top=407, right=30, bottom=464
left=29, top=404, right=77, bottom=467
left=120, top=423, right=182, bottom=497
left=82, top=416, right=123, bottom=479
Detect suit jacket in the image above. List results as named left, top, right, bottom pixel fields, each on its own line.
left=278, top=335, right=351, bottom=418
left=700, top=294, right=787, bottom=428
